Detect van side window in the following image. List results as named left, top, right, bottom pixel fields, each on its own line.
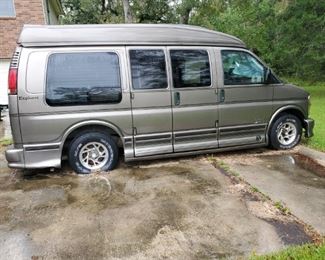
left=221, top=50, right=266, bottom=85
left=170, top=50, right=211, bottom=88
left=130, top=50, right=167, bottom=90
left=46, top=52, right=121, bottom=106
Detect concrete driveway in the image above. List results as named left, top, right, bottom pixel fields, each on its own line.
left=0, top=145, right=315, bottom=259
left=218, top=147, right=325, bottom=236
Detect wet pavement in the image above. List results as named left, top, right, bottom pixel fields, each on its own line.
left=0, top=113, right=323, bottom=258
left=0, top=145, right=315, bottom=259
left=219, top=149, right=325, bottom=236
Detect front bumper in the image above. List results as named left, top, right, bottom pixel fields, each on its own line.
left=5, top=145, right=25, bottom=168
left=304, top=118, right=315, bottom=138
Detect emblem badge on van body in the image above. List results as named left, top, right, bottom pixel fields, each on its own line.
left=18, top=96, right=39, bottom=101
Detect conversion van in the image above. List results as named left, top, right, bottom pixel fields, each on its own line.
left=5, top=24, right=314, bottom=174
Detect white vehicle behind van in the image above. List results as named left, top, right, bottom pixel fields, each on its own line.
left=0, top=59, right=9, bottom=117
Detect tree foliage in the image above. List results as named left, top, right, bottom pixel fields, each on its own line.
left=273, top=0, right=325, bottom=80
left=191, top=0, right=325, bottom=81
left=60, top=0, right=325, bottom=81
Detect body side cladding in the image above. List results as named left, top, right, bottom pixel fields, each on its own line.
left=125, top=143, right=266, bottom=163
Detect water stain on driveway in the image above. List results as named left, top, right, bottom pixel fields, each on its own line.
left=0, top=147, right=316, bottom=259
left=260, top=154, right=325, bottom=188
left=219, top=148, right=325, bottom=236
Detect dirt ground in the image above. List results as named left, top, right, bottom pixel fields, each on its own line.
left=0, top=144, right=317, bottom=260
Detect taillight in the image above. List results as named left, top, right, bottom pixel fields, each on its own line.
left=8, top=68, right=17, bottom=95
left=8, top=48, right=21, bottom=95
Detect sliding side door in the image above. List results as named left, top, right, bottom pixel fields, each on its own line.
left=128, top=47, right=173, bottom=157
left=168, top=47, right=219, bottom=152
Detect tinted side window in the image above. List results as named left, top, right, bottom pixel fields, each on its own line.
left=130, top=50, right=167, bottom=90
left=46, top=52, right=121, bottom=106
left=170, top=50, right=211, bottom=88
left=222, top=50, right=265, bottom=85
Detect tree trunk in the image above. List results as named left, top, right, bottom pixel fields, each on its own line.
left=179, top=7, right=192, bottom=24
left=100, top=0, right=106, bottom=15
left=107, top=0, right=119, bottom=16
left=122, top=0, right=133, bottom=23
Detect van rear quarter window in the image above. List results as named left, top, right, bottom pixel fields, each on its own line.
left=46, top=52, right=122, bottom=106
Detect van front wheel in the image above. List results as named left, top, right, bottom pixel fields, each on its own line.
left=68, top=132, right=118, bottom=174
left=269, top=114, right=302, bottom=150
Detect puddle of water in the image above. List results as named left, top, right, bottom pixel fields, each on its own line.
left=266, top=219, right=311, bottom=245
left=259, top=154, right=325, bottom=188
left=0, top=157, right=317, bottom=258
left=129, top=165, right=222, bottom=196
left=293, top=154, right=325, bottom=178
left=0, top=171, right=78, bottom=192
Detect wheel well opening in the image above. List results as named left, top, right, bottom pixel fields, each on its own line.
left=269, top=109, right=305, bottom=136
left=275, top=109, right=305, bottom=126
left=62, top=125, right=123, bottom=159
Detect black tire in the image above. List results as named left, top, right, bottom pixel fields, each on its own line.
left=269, top=114, right=302, bottom=150
left=68, top=131, right=119, bottom=174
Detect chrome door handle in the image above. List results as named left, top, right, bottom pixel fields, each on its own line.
left=220, top=89, right=225, bottom=103
left=174, top=92, right=180, bottom=106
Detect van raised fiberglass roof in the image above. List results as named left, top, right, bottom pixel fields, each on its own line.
left=18, top=24, right=246, bottom=48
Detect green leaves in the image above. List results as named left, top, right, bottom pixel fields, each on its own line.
left=60, top=0, right=324, bottom=81
left=191, top=0, right=325, bottom=81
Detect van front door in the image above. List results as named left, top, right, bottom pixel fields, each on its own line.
left=217, top=48, right=274, bottom=147
left=169, top=48, right=219, bottom=152
left=128, top=47, right=173, bottom=157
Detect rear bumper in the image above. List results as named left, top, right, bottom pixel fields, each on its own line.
left=5, top=143, right=62, bottom=169
left=304, top=118, right=314, bottom=138
left=5, top=146, right=25, bottom=168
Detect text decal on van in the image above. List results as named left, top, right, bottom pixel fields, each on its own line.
left=18, top=96, right=39, bottom=101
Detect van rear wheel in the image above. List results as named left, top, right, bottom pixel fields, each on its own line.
left=68, top=132, right=118, bottom=174
left=269, top=114, right=302, bottom=150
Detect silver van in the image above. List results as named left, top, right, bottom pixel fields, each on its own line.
left=5, top=24, right=314, bottom=174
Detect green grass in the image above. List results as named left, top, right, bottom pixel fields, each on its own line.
left=250, top=242, right=325, bottom=260
left=273, top=201, right=291, bottom=215
left=285, top=78, right=325, bottom=152
left=0, top=138, right=12, bottom=147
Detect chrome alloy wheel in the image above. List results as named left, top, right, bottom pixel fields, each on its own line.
left=277, top=122, right=297, bottom=146
left=79, top=142, right=109, bottom=170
